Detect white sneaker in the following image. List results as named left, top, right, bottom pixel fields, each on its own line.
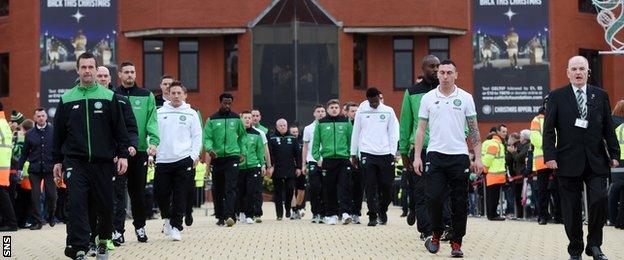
left=299, top=208, right=306, bottom=218
left=238, top=213, right=246, bottom=222
left=162, top=219, right=172, bottom=236
left=170, top=227, right=181, bottom=241
left=342, top=213, right=352, bottom=225
left=327, top=215, right=338, bottom=225
left=245, top=217, right=254, bottom=224
left=321, top=216, right=328, bottom=224
left=352, top=215, right=361, bottom=224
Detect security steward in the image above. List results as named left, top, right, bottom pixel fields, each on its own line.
left=53, top=52, right=129, bottom=260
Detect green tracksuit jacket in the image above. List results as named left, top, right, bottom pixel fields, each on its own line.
left=114, top=84, right=159, bottom=151
left=239, top=127, right=265, bottom=170
left=398, top=79, right=436, bottom=156
left=203, top=111, right=247, bottom=158
left=312, top=115, right=352, bottom=161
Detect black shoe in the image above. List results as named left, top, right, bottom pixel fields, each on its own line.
left=569, top=255, right=582, bottom=260
left=135, top=227, right=148, bottom=243
left=488, top=217, right=505, bottom=221
left=185, top=213, right=193, bottom=226
left=216, top=219, right=225, bottom=226
left=367, top=218, right=377, bottom=227
left=378, top=212, right=387, bottom=225
left=277, top=217, right=283, bottom=221
left=30, top=223, right=43, bottom=230
left=0, top=226, right=18, bottom=232
left=48, top=218, right=56, bottom=227
left=419, top=232, right=431, bottom=241
left=97, top=243, right=108, bottom=259
left=586, top=246, right=608, bottom=260
left=407, top=210, right=416, bottom=226
left=64, top=246, right=76, bottom=258
left=285, top=212, right=291, bottom=219
left=400, top=211, right=407, bottom=217
left=538, top=218, right=548, bottom=225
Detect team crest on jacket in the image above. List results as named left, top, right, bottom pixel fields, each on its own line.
left=94, top=102, right=102, bottom=109
left=134, top=100, right=141, bottom=106
left=379, top=114, right=386, bottom=119
left=453, top=99, right=462, bottom=106
left=179, top=115, right=187, bottom=121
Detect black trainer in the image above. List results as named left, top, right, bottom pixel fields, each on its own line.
left=407, top=210, right=416, bottom=226
left=135, top=227, right=148, bottom=243
left=185, top=213, right=194, bottom=226
left=367, top=218, right=378, bottom=227
left=378, top=212, right=388, bottom=225
left=216, top=219, right=225, bottom=226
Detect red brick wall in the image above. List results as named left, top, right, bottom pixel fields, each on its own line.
left=0, top=0, right=39, bottom=116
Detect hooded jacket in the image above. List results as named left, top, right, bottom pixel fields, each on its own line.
left=155, top=101, right=202, bottom=163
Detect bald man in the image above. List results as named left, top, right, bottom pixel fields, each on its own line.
left=543, top=56, right=619, bottom=260
left=267, top=119, right=302, bottom=220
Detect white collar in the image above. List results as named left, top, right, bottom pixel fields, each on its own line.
left=36, top=123, right=47, bottom=130
left=435, top=85, right=458, bottom=98
left=572, top=84, right=587, bottom=94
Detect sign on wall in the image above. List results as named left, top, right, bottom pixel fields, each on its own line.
left=472, top=0, right=549, bottom=121
left=40, top=0, right=117, bottom=117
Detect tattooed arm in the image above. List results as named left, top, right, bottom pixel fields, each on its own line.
left=467, top=116, right=484, bottom=175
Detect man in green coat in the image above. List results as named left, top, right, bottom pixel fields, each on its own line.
left=204, top=93, right=247, bottom=227
left=312, top=99, right=353, bottom=225
left=398, top=55, right=439, bottom=239
left=113, top=61, right=160, bottom=244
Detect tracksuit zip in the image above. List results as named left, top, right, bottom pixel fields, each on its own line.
left=81, top=90, right=93, bottom=162
left=223, top=118, right=227, bottom=157
left=333, top=121, right=337, bottom=158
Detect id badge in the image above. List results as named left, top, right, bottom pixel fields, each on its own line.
left=575, top=118, right=588, bottom=129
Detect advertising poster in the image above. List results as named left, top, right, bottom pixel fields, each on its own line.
left=473, top=0, right=549, bottom=121
left=40, top=0, right=117, bottom=117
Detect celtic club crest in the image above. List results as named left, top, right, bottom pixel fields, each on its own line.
left=593, top=0, right=624, bottom=53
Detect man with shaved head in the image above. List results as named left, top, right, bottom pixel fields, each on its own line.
left=543, top=56, right=620, bottom=260
left=268, top=118, right=302, bottom=220
left=398, top=55, right=439, bottom=239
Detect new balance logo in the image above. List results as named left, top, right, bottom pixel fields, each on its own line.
left=72, top=105, right=80, bottom=109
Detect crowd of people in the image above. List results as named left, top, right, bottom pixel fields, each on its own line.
left=0, top=52, right=622, bottom=260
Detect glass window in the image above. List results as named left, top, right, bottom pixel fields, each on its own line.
left=224, top=35, right=238, bottom=91
left=578, top=0, right=597, bottom=13
left=0, top=53, right=8, bottom=97
left=0, top=0, right=8, bottom=16
left=393, top=37, right=413, bottom=89
left=429, top=37, right=449, bottom=60
left=179, top=39, right=198, bottom=91
left=143, top=39, right=163, bottom=90
left=353, top=34, right=367, bottom=89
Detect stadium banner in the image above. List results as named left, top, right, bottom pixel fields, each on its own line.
left=472, top=0, right=549, bottom=121
left=40, top=0, right=117, bottom=117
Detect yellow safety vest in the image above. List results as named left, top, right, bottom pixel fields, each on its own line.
left=481, top=136, right=506, bottom=186
left=616, top=123, right=624, bottom=160
left=195, top=162, right=206, bottom=188
left=530, top=114, right=546, bottom=171
left=0, top=112, right=12, bottom=187
left=146, top=165, right=155, bottom=183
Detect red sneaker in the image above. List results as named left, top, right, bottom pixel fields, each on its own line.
left=451, top=242, right=464, bottom=258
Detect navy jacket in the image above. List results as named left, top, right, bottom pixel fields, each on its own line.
left=18, top=123, right=54, bottom=173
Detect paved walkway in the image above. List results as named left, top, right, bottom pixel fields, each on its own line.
left=5, top=203, right=624, bottom=259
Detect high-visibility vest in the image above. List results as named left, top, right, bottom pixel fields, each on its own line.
left=481, top=135, right=506, bottom=186
left=147, top=165, right=155, bottom=183
left=20, top=161, right=31, bottom=190
left=195, top=162, right=206, bottom=188
left=530, top=114, right=546, bottom=171
left=616, top=123, right=624, bottom=160
left=0, top=112, right=13, bottom=187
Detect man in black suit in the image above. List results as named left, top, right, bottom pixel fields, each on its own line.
left=543, top=56, right=620, bottom=260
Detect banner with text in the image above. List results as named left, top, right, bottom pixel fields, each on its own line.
left=40, top=0, right=117, bottom=117
left=472, top=0, right=549, bottom=121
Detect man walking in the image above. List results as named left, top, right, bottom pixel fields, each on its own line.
left=237, top=111, right=266, bottom=224
left=302, top=105, right=326, bottom=223
left=543, top=56, right=620, bottom=260
left=53, top=52, right=129, bottom=259
left=413, top=59, right=483, bottom=257
left=0, top=102, right=17, bottom=232
left=350, top=88, right=399, bottom=227
left=17, top=108, right=56, bottom=230
left=155, top=81, right=202, bottom=241
left=113, top=61, right=159, bottom=244
left=312, top=99, right=353, bottom=225
left=204, top=93, right=247, bottom=227
left=268, top=119, right=301, bottom=220
left=399, top=55, right=439, bottom=238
